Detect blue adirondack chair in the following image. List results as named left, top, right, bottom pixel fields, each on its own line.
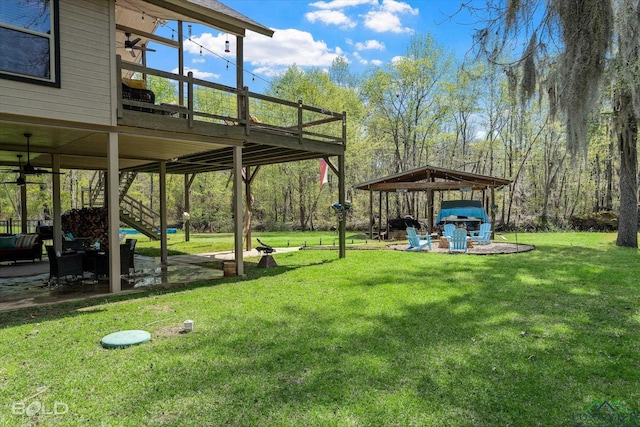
left=447, top=227, right=469, bottom=254
left=470, top=222, right=492, bottom=245
left=443, top=223, right=456, bottom=240
left=405, top=227, right=431, bottom=251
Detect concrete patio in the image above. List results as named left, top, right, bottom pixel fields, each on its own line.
left=0, top=247, right=300, bottom=312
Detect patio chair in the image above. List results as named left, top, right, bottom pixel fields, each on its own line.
left=447, top=228, right=469, bottom=254
left=92, top=244, right=132, bottom=279
left=470, top=223, right=492, bottom=245
left=121, top=80, right=156, bottom=113
left=119, top=244, right=132, bottom=277
left=45, top=245, right=84, bottom=286
left=405, top=227, right=431, bottom=251
left=126, top=238, right=137, bottom=272
left=443, top=223, right=456, bottom=239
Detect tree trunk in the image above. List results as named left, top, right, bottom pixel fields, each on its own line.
left=614, top=90, right=638, bottom=248
left=606, top=131, right=614, bottom=209
left=298, top=175, right=306, bottom=230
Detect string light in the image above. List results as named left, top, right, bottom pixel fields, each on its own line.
left=116, top=0, right=274, bottom=87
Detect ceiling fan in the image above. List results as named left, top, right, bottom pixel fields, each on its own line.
left=1, top=155, right=40, bottom=186
left=11, top=133, right=64, bottom=176
left=121, top=32, right=156, bottom=57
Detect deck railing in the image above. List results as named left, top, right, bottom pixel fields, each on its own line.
left=117, top=56, right=346, bottom=146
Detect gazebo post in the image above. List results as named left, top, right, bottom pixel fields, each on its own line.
left=428, top=189, right=434, bottom=234
left=490, top=187, right=496, bottom=239
left=369, top=189, right=373, bottom=239
left=385, top=192, right=389, bottom=238
left=378, top=191, right=382, bottom=240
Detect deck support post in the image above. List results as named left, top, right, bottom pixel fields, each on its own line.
left=107, top=132, right=121, bottom=293
left=160, top=161, right=167, bottom=264
left=233, top=145, right=244, bottom=275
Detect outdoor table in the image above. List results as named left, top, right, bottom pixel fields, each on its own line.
left=82, top=249, right=108, bottom=279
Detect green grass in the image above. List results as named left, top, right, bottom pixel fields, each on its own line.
left=134, top=230, right=384, bottom=256
left=1, top=232, right=639, bottom=426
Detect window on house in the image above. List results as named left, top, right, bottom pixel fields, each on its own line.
left=0, top=0, right=60, bottom=86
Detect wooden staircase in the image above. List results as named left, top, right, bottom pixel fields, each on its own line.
left=82, top=171, right=160, bottom=240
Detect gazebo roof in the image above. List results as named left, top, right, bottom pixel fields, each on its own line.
left=353, top=165, right=511, bottom=192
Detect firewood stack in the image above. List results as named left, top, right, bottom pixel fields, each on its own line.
left=61, top=207, right=109, bottom=246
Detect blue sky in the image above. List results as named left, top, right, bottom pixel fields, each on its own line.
left=147, top=0, right=481, bottom=92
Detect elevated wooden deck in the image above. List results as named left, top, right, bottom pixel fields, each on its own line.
left=118, top=58, right=346, bottom=174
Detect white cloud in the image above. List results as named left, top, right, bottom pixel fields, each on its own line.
left=363, top=0, right=418, bottom=33
left=186, top=27, right=357, bottom=83
left=370, top=59, right=383, bottom=66
left=308, top=0, right=418, bottom=34
left=251, top=66, right=284, bottom=79
left=171, top=67, right=220, bottom=81
left=354, top=39, right=385, bottom=51
left=309, top=0, right=377, bottom=10
left=192, top=58, right=206, bottom=64
left=305, top=10, right=356, bottom=28
left=390, top=55, right=405, bottom=63
left=189, top=30, right=340, bottom=68
left=352, top=51, right=367, bottom=64
left=363, top=11, right=409, bottom=33
left=184, top=32, right=225, bottom=56
left=244, top=29, right=340, bottom=68
left=380, top=0, right=417, bottom=14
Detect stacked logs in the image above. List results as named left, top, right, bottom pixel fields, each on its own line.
left=61, top=207, right=109, bottom=246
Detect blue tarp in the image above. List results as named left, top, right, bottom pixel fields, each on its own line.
left=120, top=228, right=178, bottom=234
left=436, top=200, right=489, bottom=225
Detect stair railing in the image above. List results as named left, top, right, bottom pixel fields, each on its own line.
left=120, top=194, right=160, bottom=232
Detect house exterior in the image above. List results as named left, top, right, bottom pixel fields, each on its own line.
left=0, top=0, right=347, bottom=293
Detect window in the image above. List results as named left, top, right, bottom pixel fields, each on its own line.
left=0, top=0, right=60, bottom=87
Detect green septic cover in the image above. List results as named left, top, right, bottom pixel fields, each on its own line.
left=101, top=330, right=151, bottom=349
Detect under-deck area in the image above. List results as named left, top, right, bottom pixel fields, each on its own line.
left=0, top=0, right=349, bottom=294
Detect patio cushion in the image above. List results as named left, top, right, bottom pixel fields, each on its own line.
left=0, top=235, right=16, bottom=249
left=15, top=234, right=37, bottom=248
left=122, top=77, right=146, bottom=89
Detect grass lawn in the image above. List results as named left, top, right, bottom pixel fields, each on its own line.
left=133, top=230, right=383, bottom=257
left=1, top=232, right=638, bottom=426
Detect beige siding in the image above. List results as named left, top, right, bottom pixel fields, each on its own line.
left=0, top=0, right=113, bottom=126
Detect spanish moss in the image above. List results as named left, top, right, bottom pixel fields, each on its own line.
left=552, top=0, right=614, bottom=155
left=521, top=32, right=537, bottom=102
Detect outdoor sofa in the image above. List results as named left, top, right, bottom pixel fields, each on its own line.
left=0, top=233, right=43, bottom=264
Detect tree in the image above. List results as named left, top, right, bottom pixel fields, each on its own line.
left=361, top=34, right=453, bottom=216
left=471, top=0, right=639, bottom=247
left=261, top=66, right=363, bottom=230
left=362, top=34, right=453, bottom=175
